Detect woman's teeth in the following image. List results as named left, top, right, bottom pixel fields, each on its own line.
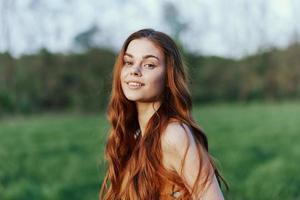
left=128, top=82, right=142, bottom=86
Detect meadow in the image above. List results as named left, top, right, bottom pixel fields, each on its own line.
left=0, top=101, right=299, bottom=200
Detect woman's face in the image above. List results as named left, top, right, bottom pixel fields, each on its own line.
left=120, top=38, right=166, bottom=102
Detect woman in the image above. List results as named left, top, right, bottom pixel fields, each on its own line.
left=99, top=28, right=227, bottom=199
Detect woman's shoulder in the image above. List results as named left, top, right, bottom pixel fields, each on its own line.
left=160, top=119, right=197, bottom=173
left=161, top=119, right=194, bottom=151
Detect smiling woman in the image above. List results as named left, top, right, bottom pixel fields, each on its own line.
left=99, top=28, right=227, bottom=200
left=121, top=38, right=166, bottom=103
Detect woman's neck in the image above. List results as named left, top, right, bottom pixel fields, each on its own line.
left=136, top=101, right=161, bottom=136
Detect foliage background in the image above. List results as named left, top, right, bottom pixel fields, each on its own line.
left=1, top=43, right=300, bottom=115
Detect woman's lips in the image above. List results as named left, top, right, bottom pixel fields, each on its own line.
left=126, top=81, right=144, bottom=89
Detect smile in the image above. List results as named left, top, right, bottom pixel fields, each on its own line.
left=126, top=81, right=144, bottom=89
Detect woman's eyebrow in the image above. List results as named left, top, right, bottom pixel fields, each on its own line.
left=124, top=53, right=159, bottom=61
left=142, top=55, right=159, bottom=61
left=124, top=53, right=133, bottom=58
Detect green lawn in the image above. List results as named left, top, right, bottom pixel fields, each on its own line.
left=0, top=113, right=108, bottom=200
left=0, top=101, right=299, bottom=200
left=194, top=101, right=300, bottom=200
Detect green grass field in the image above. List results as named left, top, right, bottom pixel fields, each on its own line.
left=0, top=101, right=299, bottom=200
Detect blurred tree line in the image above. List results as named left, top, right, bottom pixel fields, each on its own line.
left=0, top=43, right=300, bottom=115
left=0, top=48, right=114, bottom=115
left=186, top=42, right=300, bottom=102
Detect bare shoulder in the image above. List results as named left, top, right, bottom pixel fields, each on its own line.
left=161, top=121, right=196, bottom=161
left=161, top=121, right=223, bottom=199
left=161, top=121, right=197, bottom=171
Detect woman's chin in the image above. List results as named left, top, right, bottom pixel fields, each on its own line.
left=124, top=95, right=143, bottom=102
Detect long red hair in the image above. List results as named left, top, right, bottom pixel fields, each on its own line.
left=99, top=28, right=227, bottom=199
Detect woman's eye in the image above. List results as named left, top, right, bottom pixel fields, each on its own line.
left=144, top=64, right=156, bottom=69
left=124, top=61, right=133, bottom=66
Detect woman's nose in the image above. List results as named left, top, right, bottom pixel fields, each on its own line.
left=130, top=65, right=141, bottom=76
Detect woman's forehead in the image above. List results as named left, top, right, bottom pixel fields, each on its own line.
left=125, top=38, right=164, bottom=61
